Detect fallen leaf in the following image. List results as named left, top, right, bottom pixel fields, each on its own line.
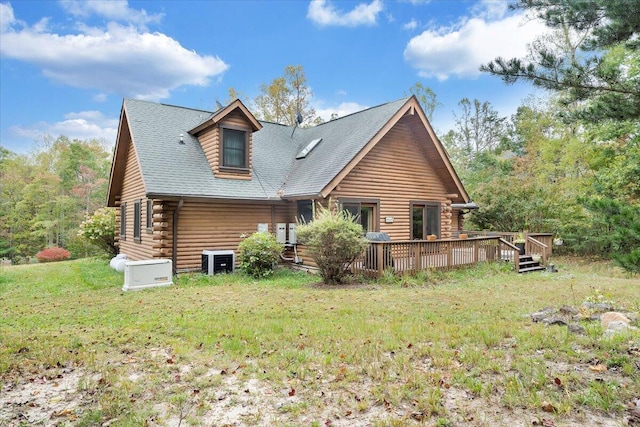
left=232, top=363, right=246, bottom=374
left=541, top=401, right=556, bottom=413
left=411, top=411, right=425, bottom=421
left=54, top=409, right=74, bottom=417
left=589, top=364, right=608, bottom=373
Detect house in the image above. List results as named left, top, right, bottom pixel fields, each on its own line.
left=106, top=96, right=474, bottom=273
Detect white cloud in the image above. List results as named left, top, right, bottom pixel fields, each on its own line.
left=316, top=101, right=368, bottom=121
left=0, top=2, right=16, bottom=32
left=472, top=0, right=509, bottom=20
left=0, top=3, right=228, bottom=100
left=10, top=110, right=118, bottom=143
left=59, top=0, right=163, bottom=27
left=307, top=0, right=383, bottom=27
left=403, top=18, right=418, bottom=31
left=403, top=6, right=548, bottom=80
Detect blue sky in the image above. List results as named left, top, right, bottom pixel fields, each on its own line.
left=0, top=0, right=549, bottom=154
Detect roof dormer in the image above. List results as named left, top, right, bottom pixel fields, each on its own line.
left=189, top=99, right=262, bottom=180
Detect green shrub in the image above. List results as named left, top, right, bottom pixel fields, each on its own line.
left=78, top=207, right=118, bottom=256
left=296, top=204, right=368, bottom=285
left=238, top=232, right=283, bottom=278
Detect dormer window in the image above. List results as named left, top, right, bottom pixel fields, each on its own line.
left=221, top=125, right=249, bottom=170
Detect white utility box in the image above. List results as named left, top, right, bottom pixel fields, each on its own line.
left=288, top=223, right=297, bottom=244
left=276, top=223, right=287, bottom=244
left=123, top=259, right=173, bottom=291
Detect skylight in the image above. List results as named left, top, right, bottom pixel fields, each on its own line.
left=296, top=138, right=322, bottom=159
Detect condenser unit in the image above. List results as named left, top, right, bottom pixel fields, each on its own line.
left=202, top=250, right=235, bottom=275
left=123, top=259, right=173, bottom=291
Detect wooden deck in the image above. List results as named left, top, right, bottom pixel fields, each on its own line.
left=352, top=236, right=523, bottom=278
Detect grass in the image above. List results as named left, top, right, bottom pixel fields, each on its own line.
left=1, top=257, right=638, bottom=426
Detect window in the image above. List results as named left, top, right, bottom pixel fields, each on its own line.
left=120, top=202, right=126, bottom=239
left=133, top=200, right=141, bottom=242
left=411, top=202, right=440, bottom=239
left=146, top=200, right=153, bottom=233
left=297, top=200, right=314, bottom=223
left=340, top=199, right=379, bottom=233
left=221, top=126, right=249, bottom=169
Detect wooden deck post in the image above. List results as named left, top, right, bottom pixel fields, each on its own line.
left=473, top=240, right=479, bottom=264
left=376, top=243, right=384, bottom=278
left=414, top=242, right=421, bottom=272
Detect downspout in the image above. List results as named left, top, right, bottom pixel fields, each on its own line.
left=172, top=198, right=184, bottom=275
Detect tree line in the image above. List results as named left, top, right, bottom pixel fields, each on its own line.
left=0, top=137, right=111, bottom=262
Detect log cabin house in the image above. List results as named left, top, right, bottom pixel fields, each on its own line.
left=107, top=96, right=476, bottom=273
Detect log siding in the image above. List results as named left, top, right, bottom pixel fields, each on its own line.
left=330, top=119, right=453, bottom=240
left=115, top=139, right=156, bottom=261
left=167, top=200, right=290, bottom=272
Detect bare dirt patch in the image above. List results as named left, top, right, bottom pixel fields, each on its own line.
left=1, top=366, right=87, bottom=426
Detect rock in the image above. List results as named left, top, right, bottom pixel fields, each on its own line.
left=582, top=302, right=615, bottom=312
left=567, top=323, right=586, bottom=335
left=531, top=308, right=557, bottom=322
left=543, top=316, right=567, bottom=326
left=559, top=305, right=579, bottom=316
left=601, top=311, right=638, bottom=336
left=601, top=311, right=630, bottom=328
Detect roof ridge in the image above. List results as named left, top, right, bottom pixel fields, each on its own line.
left=313, top=96, right=411, bottom=128
left=125, top=98, right=213, bottom=115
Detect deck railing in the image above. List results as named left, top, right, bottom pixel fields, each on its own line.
left=352, top=236, right=520, bottom=278
left=465, top=231, right=553, bottom=257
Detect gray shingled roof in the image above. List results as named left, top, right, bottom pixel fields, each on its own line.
left=123, top=97, right=410, bottom=200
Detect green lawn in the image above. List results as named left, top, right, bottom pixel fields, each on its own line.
left=0, top=258, right=638, bottom=426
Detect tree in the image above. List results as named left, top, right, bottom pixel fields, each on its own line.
left=481, top=0, right=640, bottom=122
left=0, top=136, right=112, bottom=262
left=406, top=82, right=440, bottom=121
left=254, top=65, right=319, bottom=126
left=296, top=204, right=368, bottom=285
left=441, top=98, right=508, bottom=175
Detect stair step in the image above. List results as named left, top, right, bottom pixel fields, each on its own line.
left=518, top=265, right=547, bottom=273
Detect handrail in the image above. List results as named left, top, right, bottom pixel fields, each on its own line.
left=526, top=236, right=548, bottom=264
left=499, top=238, right=519, bottom=271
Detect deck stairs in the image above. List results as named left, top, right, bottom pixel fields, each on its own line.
left=518, top=254, right=546, bottom=274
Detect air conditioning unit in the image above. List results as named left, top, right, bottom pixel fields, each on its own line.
left=123, top=259, right=173, bottom=291
left=202, top=250, right=235, bottom=275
